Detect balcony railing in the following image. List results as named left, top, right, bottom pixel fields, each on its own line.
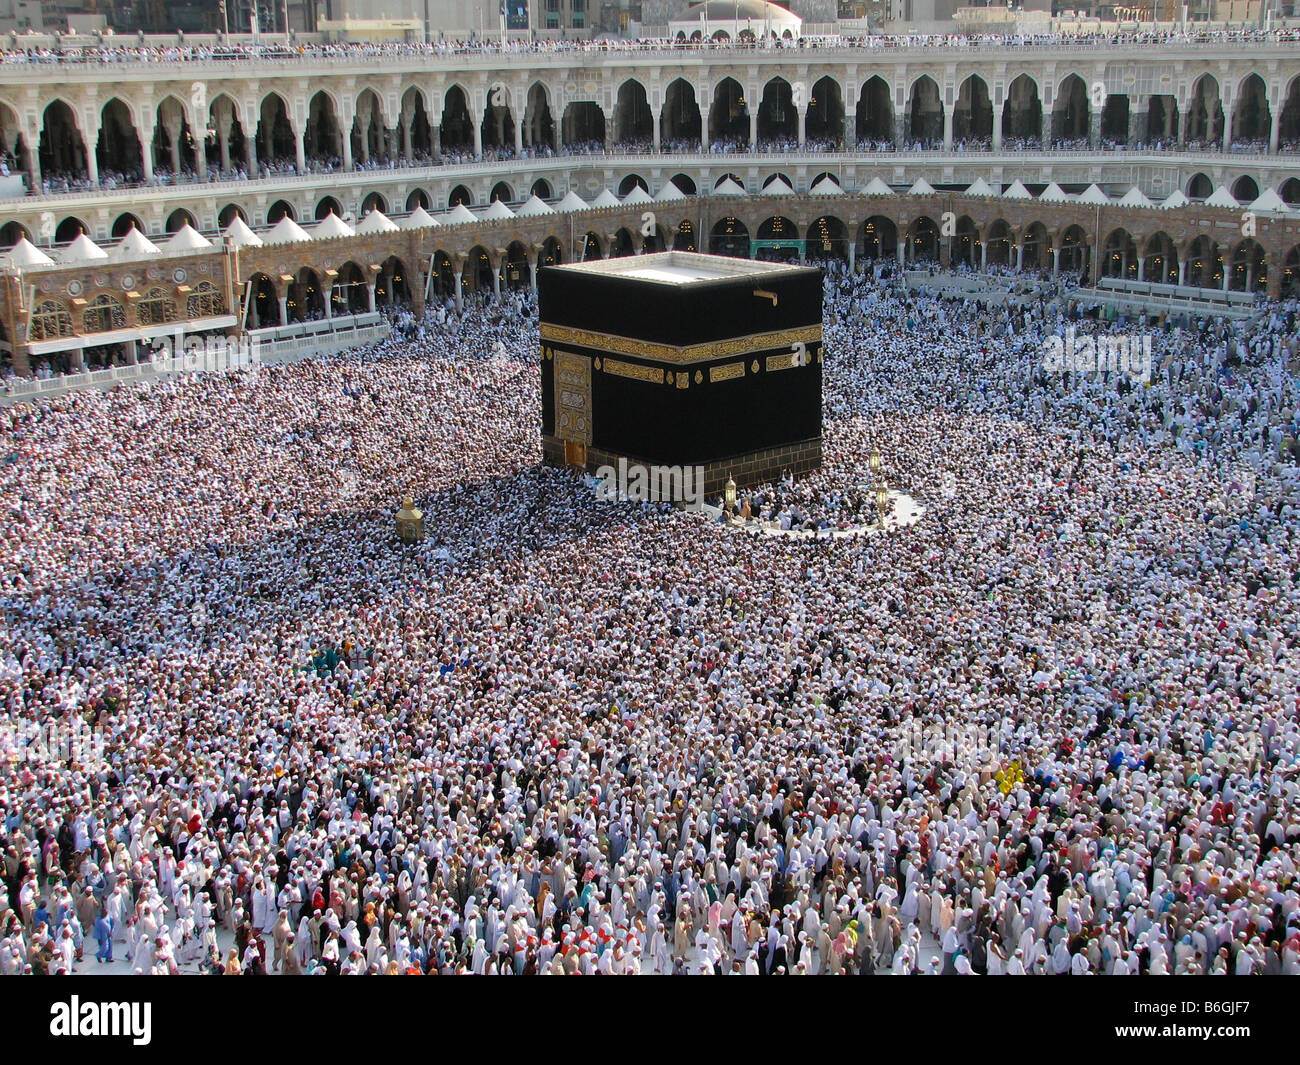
left=5, top=144, right=1294, bottom=210
left=1, top=34, right=1299, bottom=78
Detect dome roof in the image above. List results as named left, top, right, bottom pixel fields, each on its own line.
left=224, top=217, right=263, bottom=247
left=163, top=223, right=213, bottom=251
left=0, top=237, right=54, bottom=267
left=313, top=212, right=355, bottom=239
left=515, top=194, right=555, bottom=217
left=263, top=216, right=312, bottom=244
left=355, top=209, right=399, bottom=234
left=444, top=203, right=477, bottom=225
left=112, top=226, right=162, bottom=259
left=58, top=232, right=109, bottom=263
left=684, top=0, right=797, bottom=20
left=401, top=206, right=439, bottom=229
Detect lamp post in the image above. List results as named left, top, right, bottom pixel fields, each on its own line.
left=875, top=480, right=890, bottom=525
left=869, top=446, right=882, bottom=476
left=724, top=474, right=737, bottom=517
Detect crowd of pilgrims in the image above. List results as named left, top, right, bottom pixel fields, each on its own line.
left=1, top=260, right=1299, bottom=976
left=1, top=25, right=1296, bottom=67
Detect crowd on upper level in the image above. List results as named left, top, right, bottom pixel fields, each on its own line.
left=2, top=24, right=1299, bottom=67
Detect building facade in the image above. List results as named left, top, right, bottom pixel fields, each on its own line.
left=1, top=37, right=1298, bottom=374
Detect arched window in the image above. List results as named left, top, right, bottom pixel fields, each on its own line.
left=137, top=287, right=176, bottom=326
left=30, top=300, right=72, bottom=341
left=186, top=280, right=226, bottom=319
left=83, top=294, right=126, bottom=333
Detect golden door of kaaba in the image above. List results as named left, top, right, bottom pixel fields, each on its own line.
left=553, top=349, right=593, bottom=449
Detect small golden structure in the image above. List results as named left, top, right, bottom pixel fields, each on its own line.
left=395, top=494, right=424, bottom=543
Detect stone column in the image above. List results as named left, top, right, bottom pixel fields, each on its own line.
left=216, top=105, right=233, bottom=172
left=453, top=268, right=463, bottom=311
left=82, top=109, right=99, bottom=186
left=25, top=116, right=40, bottom=190
left=1052, top=247, right=1061, bottom=276
left=242, top=103, right=258, bottom=173
left=9, top=343, right=30, bottom=375
left=366, top=283, right=376, bottom=312
left=410, top=268, right=426, bottom=317
left=277, top=295, right=288, bottom=325
left=323, top=286, right=333, bottom=318
left=472, top=120, right=482, bottom=160
left=942, top=106, right=952, bottom=151
left=355, top=99, right=370, bottom=164
left=163, top=112, right=183, bottom=176
left=294, top=128, right=306, bottom=173
left=1127, top=105, right=1143, bottom=147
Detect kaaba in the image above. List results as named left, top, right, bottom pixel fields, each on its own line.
left=538, top=251, right=823, bottom=497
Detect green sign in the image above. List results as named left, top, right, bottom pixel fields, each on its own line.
left=750, top=239, right=806, bottom=254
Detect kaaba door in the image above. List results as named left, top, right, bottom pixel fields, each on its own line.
left=564, top=441, right=587, bottom=466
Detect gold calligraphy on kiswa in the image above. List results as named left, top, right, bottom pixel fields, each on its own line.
left=540, top=323, right=822, bottom=365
